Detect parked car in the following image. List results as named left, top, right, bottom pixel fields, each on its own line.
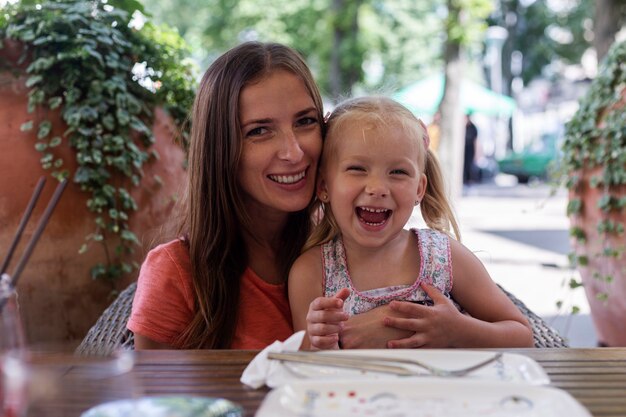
left=497, top=132, right=562, bottom=183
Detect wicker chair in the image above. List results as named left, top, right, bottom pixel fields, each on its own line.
left=76, top=282, right=136, bottom=355
left=76, top=282, right=567, bottom=354
left=497, top=284, right=568, bottom=348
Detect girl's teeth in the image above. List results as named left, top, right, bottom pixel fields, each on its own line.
left=361, top=207, right=388, bottom=213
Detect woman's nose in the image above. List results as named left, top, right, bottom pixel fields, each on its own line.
left=277, top=130, right=305, bottom=162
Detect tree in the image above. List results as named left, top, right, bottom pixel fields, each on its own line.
left=594, top=0, right=626, bottom=62
left=437, top=0, right=492, bottom=199
left=143, top=0, right=443, bottom=101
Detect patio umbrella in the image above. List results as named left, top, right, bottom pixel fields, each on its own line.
left=393, top=73, right=516, bottom=117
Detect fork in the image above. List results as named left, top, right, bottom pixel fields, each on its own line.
left=268, top=351, right=503, bottom=377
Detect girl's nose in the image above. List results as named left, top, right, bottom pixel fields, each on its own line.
left=365, top=177, right=388, bottom=198
left=277, top=130, right=304, bottom=162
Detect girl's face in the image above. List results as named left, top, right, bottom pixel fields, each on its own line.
left=237, top=70, right=322, bottom=218
left=319, top=122, right=427, bottom=248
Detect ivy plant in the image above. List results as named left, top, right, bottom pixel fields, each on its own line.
left=561, top=40, right=625, bottom=301
left=0, top=0, right=195, bottom=285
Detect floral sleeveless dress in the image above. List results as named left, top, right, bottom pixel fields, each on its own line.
left=322, top=228, right=458, bottom=315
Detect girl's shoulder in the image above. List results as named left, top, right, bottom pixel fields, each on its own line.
left=288, top=244, right=324, bottom=288
left=410, top=227, right=450, bottom=247
left=292, top=244, right=322, bottom=271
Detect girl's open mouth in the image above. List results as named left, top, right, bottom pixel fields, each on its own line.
left=356, top=207, right=391, bottom=226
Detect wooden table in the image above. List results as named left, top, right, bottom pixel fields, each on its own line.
left=132, top=348, right=626, bottom=417
left=22, top=348, right=626, bottom=417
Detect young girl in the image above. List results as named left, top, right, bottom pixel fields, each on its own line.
left=288, top=96, right=534, bottom=350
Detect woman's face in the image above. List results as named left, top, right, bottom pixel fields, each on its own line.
left=238, top=69, right=322, bottom=217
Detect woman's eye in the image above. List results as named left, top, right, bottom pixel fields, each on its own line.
left=245, top=126, right=268, bottom=137
left=296, top=117, right=318, bottom=127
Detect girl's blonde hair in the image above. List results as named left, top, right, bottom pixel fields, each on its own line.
left=304, top=96, right=460, bottom=251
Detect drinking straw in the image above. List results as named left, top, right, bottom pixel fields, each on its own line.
left=0, top=178, right=68, bottom=312
left=9, top=179, right=68, bottom=288
left=0, top=176, right=46, bottom=276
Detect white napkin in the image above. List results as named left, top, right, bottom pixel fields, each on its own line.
left=240, top=330, right=305, bottom=389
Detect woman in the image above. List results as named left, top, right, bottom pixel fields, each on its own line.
left=127, top=42, right=324, bottom=349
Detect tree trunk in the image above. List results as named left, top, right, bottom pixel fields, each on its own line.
left=437, top=0, right=465, bottom=201
left=329, top=0, right=362, bottom=102
left=594, top=0, right=623, bottom=62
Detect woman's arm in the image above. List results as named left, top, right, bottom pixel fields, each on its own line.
left=127, top=241, right=196, bottom=349
left=383, top=239, right=534, bottom=348
left=134, top=333, right=175, bottom=349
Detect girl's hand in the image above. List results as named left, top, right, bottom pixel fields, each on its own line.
left=306, top=288, right=350, bottom=350
left=384, top=282, right=464, bottom=348
left=339, top=305, right=414, bottom=349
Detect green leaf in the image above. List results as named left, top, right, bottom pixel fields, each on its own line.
left=25, top=75, right=42, bottom=88
left=568, top=278, right=583, bottom=289
left=48, top=97, right=63, bottom=109
left=37, top=120, right=52, bottom=139
left=49, top=136, right=62, bottom=147
left=566, top=199, right=582, bottom=216
left=34, top=142, right=48, bottom=152
left=116, top=108, right=130, bottom=126
left=90, top=263, right=107, bottom=280
left=20, top=121, right=34, bottom=132
left=120, top=229, right=140, bottom=245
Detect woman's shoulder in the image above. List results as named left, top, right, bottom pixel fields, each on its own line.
left=145, top=238, right=190, bottom=264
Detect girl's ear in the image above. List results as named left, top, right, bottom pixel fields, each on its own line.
left=317, top=177, right=329, bottom=202
left=416, top=173, right=427, bottom=202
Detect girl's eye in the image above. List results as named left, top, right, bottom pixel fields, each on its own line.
left=391, top=169, right=409, bottom=175
left=347, top=165, right=366, bottom=172
left=296, top=116, right=318, bottom=127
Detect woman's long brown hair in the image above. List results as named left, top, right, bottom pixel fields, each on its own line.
left=176, top=42, right=325, bottom=349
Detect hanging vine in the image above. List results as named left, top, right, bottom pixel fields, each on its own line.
left=0, top=0, right=196, bottom=284
left=562, top=40, right=626, bottom=301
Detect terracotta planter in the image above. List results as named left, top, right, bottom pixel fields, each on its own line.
left=0, top=45, right=187, bottom=344
left=569, top=168, right=626, bottom=346
left=568, top=90, right=626, bottom=347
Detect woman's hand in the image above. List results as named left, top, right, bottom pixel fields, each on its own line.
left=384, top=282, right=465, bottom=348
left=339, top=304, right=414, bottom=349
left=306, top=288, right=350, bottom=350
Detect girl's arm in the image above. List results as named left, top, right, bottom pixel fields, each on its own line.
left=383, top=239, right=534, bottom=348
left=288, top=249, right=349, bottom=350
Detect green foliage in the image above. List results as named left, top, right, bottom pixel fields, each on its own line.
left=1, top=0, right=195, bottom=285
left=489, top=0, right=593, bottom=85
left=562, top=40, right=625, bottom=298
left=145, top=0, right=447, bottom=98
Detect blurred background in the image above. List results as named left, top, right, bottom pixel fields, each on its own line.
left=134, top=0, right=623, bottom=346
left=1, top=0, right=624, bottom=347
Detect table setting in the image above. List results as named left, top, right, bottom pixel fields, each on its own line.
left=241, top=331, right=592, bottom=417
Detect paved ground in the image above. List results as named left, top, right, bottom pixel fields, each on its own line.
left=407, top=174, right=598, bottom=347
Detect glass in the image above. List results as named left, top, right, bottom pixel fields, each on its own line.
left=2, top=347, right=139, bottom=417
left=1, top=273, right=26, bottom=417
left=0, top=274, right=25, bottom=352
